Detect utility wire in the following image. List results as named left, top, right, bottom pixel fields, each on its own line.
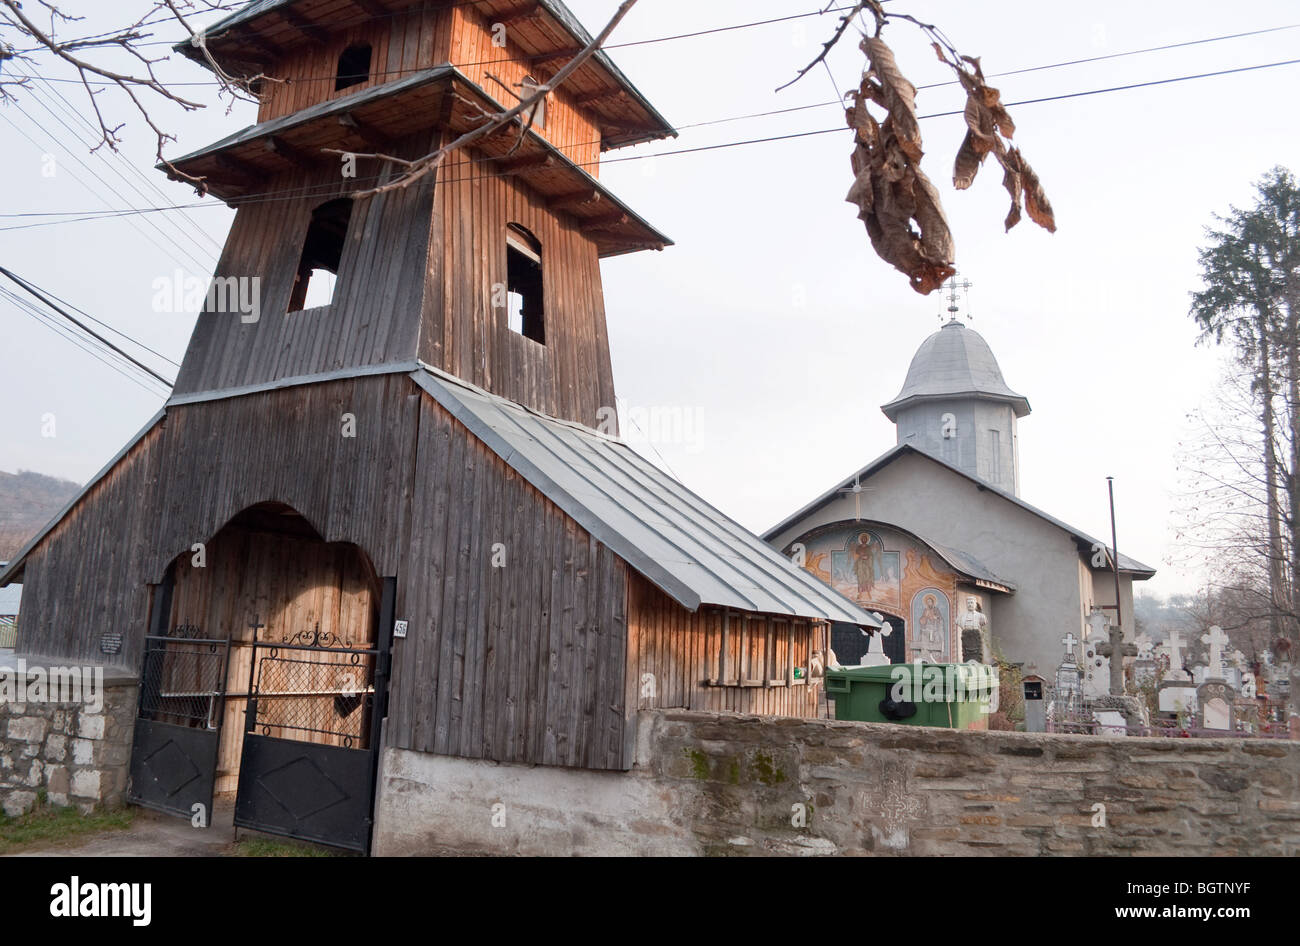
left=0, top=288, right=171, bottom=398
left=12, top=276, right=181, bottom=369
left=0, top=265, right=176, bottom=388
left=6, top=19, right=1299, bottom=222
left=4, top=77, right=221, bottom=266
left=24, top=10, right=1297, bottom=88
left=4, top=52, right=1297, bottom=233
left=6, top=58, right=225, bottom=256
left=0, top=109, right=215, bottom=272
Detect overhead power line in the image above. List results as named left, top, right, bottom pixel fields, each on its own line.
left=0, top=265, right=176, bottom=389
left=18, top=12, right=1298, bottom=88
left=0, top=287, right=169, bottom=398
left=6, top=57, right=223, bottom=258
left=15, top=277, right=181, bottom=370
left=3, top=52, right=1297, bottom=234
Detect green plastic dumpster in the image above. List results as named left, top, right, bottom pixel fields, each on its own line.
left=824, top=663, right=996, bottom=730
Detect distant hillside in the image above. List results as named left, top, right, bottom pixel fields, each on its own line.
left=0, top=470, right=82, bottom=560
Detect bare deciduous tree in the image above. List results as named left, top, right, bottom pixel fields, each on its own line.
left=0, top=1, right=273, bottom=188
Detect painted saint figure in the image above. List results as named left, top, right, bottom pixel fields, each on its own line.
left=852, top=531, right=882, bottom=598
left=919, top=594, right=944, bottom=642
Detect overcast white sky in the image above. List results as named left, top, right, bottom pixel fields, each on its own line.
left=2, top=0, right=1297, bottom=596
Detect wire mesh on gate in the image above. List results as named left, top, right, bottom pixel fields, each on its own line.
left=139, top=636, right=227, bottom=729
left=251, top=649, right=375, bottom=748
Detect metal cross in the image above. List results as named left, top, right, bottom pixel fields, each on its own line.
left=837, top=474, right=874, bottom=520
left=941, top=275, right=973, bottom=322
left=248, top=614, right=265, bottom=641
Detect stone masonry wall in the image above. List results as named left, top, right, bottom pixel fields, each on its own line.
left=0, top=667, right=136, bottom=818
left=375, top=710, right=1300, bottom=856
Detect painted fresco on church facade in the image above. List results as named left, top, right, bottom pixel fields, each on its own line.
left=794, top=521, right=960, bottom=662
left=830, top=530, right=900, bottom=611
left=912, top=588, right=951, bottom=661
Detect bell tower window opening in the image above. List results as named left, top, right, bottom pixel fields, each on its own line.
left=506, top=223, right=544, bottom=344
left=335, top=44, right=372, bottom=91
left=289, top=198, right=353, bottom=313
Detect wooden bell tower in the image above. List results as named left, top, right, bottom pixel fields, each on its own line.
left=166, top=0, right=675, bottom=428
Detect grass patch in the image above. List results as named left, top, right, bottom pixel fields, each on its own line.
left=0, top=800, right=134, bottom=854
left=231, top=837, right=341, bottom=857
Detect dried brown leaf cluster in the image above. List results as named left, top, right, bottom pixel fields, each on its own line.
left=942, top=46, right=1056, bottom=234
left=845, top=36, right=955, bottom=295
left=831, top=10, right=1058, bottom=296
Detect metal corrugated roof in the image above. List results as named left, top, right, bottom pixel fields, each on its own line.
left=881, top=319, right=1030, bottom=420
left=762, top=444, right=1157, bottom=578
left=924, top=540, right=1016, bottom=592
left=410, top=365, right=880, bottom=626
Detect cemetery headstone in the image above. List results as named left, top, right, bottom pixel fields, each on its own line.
left=1196, top=680, right=1235, bottom=731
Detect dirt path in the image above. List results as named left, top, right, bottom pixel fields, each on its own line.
left=9, top=803, right=244, bottom=857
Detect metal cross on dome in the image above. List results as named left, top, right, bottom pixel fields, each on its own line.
left=940, top=274, right=973, bottom=323
left=838, top=474, right=875, bottom=520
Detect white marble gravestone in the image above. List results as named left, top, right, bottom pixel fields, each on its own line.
left=1197, top=680, right=1235, bottom=730
left=1093, top=710, right=1127, bottom=735
left=1055, top=632, right=1081, bottom=703
left=1159, top=676, right=1198, bottom=715
left=859, top=618, right=892, bottom=667
left=1082, top=610, right=1111, bottom=700
left=1202, top=625, right=1229, bottom=679
left=1162, top=630, right=1191, bottom=682
left=1203, top=697, right=1231, bottom=730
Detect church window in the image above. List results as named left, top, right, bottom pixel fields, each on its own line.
left=289, top=198, right=353, bottom=312
left=506, top=223, right=545, bottom=343
left=335, top=44, right=372, bottom=91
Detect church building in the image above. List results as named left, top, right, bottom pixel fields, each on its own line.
left=764, top=297, right=1156, bottom=679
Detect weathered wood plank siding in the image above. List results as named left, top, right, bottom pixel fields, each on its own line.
left=170, top=130, right=438, bottom=397
left=254, top=1, right=600, bottom=170
left=424, top=144, right=616, bottom=427
left=626, top=573, right=825, bottom=719
left=385, top=394, right=630, bottom=769
left=11, top=422, right=166, bottom=665
left=14, top=375, right=633, bottom=770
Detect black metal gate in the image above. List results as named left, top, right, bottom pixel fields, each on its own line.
left=233, top=579, right=393, bottom=853
left=128, top=625, right=230, bottom=823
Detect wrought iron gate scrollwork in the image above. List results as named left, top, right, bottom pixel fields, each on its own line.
left=234, top=581, right=395, bottom=855
left=249, top=639, right=374, bottom=749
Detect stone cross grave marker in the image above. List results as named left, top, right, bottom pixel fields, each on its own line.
left=860, top=619, right=892, bottom=667
left=1164, top=629, right=1189, bottom=681
left=1202, top=625, right=1229, bottom=680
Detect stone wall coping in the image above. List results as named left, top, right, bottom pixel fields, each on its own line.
left=1, top=655, right=137, bottom=687
left=640, top=709, right=1300, bottom=754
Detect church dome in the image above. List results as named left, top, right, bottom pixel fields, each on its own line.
left=880, top=319, right=1030, bottom=421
